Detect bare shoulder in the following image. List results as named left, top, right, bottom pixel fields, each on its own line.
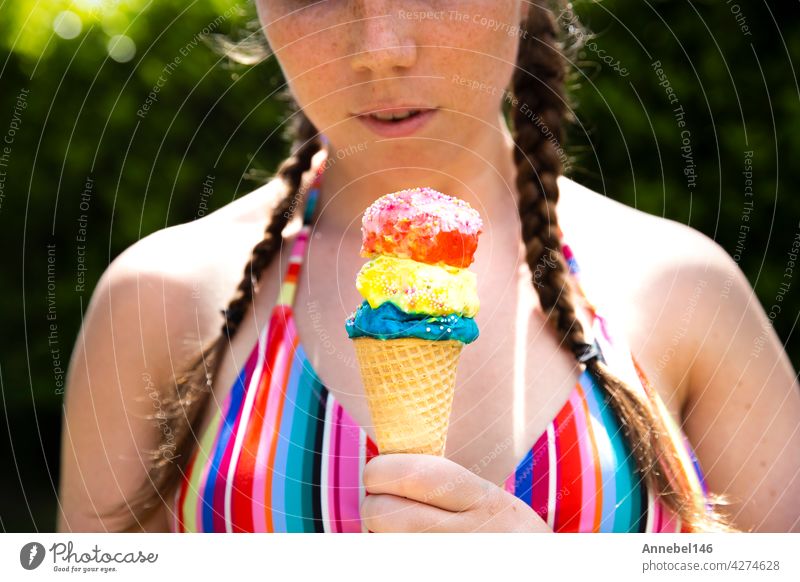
left=102, top=177, right=291, bottom=374
left=92, top=145, right=329, bottom=384
left=557, top=176, right=735, bottom=414
left=558, top=179, right=800, bottom=531
left=58, top=177, right=293, bottom=531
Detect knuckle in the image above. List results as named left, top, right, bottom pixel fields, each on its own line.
left=460, top=477, right=491, bottom=513
left=396, top=455, right=428, bottom=498
left=481, top=484, right=506, bottom=517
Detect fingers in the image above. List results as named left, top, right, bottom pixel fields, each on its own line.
left=361, top=493, right=466, bottom=533
left=363, top=453, right=496, bottom=512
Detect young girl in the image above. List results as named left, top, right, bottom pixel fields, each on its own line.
left=58, top=0, right=800, bottom=533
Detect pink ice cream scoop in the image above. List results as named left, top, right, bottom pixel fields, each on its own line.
left=360, top=187, right=483, bottom=268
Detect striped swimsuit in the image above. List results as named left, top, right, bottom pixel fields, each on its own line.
left=173, top=166, right=709, bottom=533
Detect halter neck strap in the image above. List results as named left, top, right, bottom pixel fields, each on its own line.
left=275, top=161, right=326, bottom=308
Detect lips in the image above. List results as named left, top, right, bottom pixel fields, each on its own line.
left=366, top=108, right=423, bottom=121
left=364, top=107, right=423, bottom=121
left=353, top=107, right=438, bottom=137
left=354, top=105, right=432, bottom=116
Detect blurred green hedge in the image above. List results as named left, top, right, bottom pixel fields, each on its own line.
left=0, top=0, right=797, bottom=531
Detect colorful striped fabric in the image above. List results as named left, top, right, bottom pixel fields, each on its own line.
left=172, top=164, right=708, bottom=533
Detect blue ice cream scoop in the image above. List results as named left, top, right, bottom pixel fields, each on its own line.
left=345, top=300, right=479, bottom=343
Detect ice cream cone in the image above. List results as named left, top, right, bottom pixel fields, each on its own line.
left=347, top=188, right=483, bottom=456
left=352, top=336, right=463, bottom=456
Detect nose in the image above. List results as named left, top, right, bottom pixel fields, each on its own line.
left=349, top=4, right=417, bottom=74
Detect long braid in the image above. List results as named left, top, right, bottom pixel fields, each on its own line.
left=220, top=114, right=321, bottom=340
left=513, top=0, right=737, bottom=532
left=118, top=112, right=321, bottom=530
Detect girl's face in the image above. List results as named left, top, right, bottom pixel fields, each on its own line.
left=256, top=1, right=526, bottom=176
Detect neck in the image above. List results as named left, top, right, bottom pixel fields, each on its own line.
left=313, top=111, right=521, bottom=239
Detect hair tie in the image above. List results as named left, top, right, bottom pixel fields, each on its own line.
left=576, top=341, right=600, bottom=364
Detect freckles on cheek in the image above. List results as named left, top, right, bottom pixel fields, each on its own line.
left=266, top=12, right=343, bottom=80
left=264, top=16, right=305, bottom=55
left=273, top=38, right=350, bottom=133
left=441, top=26, right=518, bottom=115
left=429, top=4, right=520, bottom=89
left=469, top=24, right=519, bottom=83
left=285, top=50, right=343, bottom=110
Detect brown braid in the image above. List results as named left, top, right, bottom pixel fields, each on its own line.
left=220, top=115, right=321, bottom=340
left=115, top=112, right=322, bottom=530
left=513, top=0, right=737, bottom=532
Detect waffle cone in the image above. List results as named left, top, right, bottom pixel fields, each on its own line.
left=352, top=337, right=463, bottom=456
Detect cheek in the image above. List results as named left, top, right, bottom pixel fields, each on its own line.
left=431, top=9, right=521, bottom=114
left=258, top=3, right=347, bottom=122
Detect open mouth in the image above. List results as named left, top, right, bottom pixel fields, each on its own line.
left=367, top=109, right=424, bottom=122
left=356, top=108, right=437, bottom=137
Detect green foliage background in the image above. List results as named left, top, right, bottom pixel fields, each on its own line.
left=0, top=0, right=797, bottom=531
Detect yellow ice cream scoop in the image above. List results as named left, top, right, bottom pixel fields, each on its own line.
left=356, top=255, right=479, bottom=317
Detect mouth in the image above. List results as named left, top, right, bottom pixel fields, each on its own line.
left=354, top=107, right=438, bottom=137
left=363, top=108, right=426, bottom=121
